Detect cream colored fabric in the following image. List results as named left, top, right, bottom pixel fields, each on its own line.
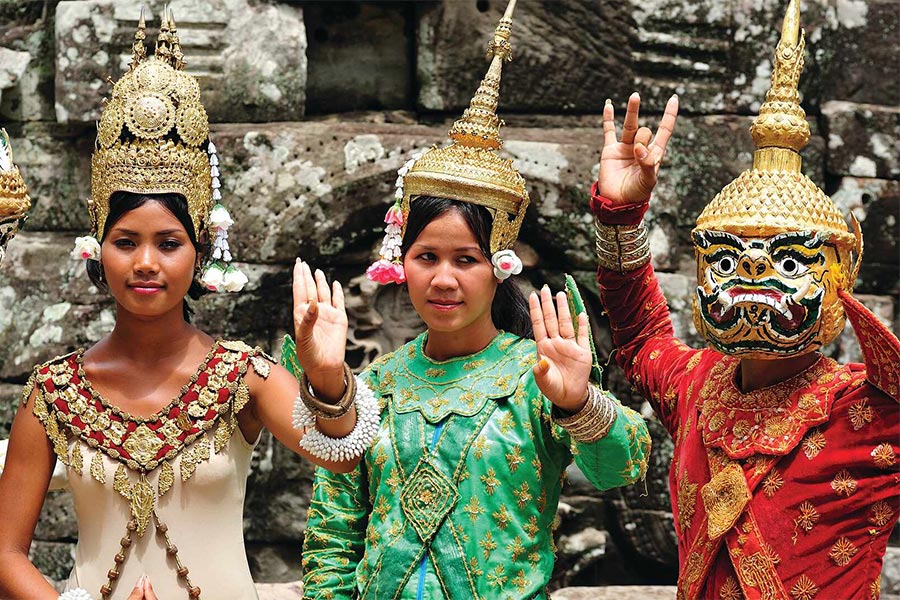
left=63, top=429, right=260, bottom=600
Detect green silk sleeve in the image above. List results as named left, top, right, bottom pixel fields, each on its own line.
left=552, top=394, right=651, bottom=491
left=550, top=275, right=652, bottom=491
left=302, top=464, right=370, bottom=600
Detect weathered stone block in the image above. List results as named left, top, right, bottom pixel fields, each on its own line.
left=29, top=540, right=75, bottom=582
left=0, top=0, right=56, bottom=122
left=823, top=101, right=900, bottom=180
left=416, top=0, right=634, bottom=113
left=831, top=177, right=899, bottom=295
left=304, top=2, right=412, bottom=113
left=54, top=0, right=306, bottom=124
left=3, top=123, right=94, bottom=232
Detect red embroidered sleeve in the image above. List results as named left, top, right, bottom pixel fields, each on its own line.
left=592, top=185, right=701, bottom=435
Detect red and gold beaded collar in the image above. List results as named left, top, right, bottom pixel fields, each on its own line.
left=698, top=355, right=863, bottom=459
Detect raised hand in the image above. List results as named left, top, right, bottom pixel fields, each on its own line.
left=598, top=92, right=679, bottom=206
left=293, top=259, right=349, bottom=402
left=529, top=287, right=594, bottom=413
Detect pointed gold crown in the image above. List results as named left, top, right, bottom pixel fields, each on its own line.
left=91, top=7, right=212, bottom=240
left=0, top=128, right=31, bottom=223
left=401, top=0, right=529, bottom=254
left=694, top=0, right=855, bottom=248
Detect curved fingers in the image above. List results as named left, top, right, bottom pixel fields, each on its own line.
left=540, top=286, right=559, bottom=338
left=602, top=100, right=618, bottom=147
left=652, top=94, right=679, bottom=153
left=621, top=92, right=641, bottom=144
left=556, top=291, right=575, bottom=339
left=529, top=291, right=547, bottom=343
left=314, top=268, right=331, bottom=304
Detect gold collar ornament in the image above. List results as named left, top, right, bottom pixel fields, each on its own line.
left=0, top=128, right=31, bottom=264
left=690, top=0, right=861, bottom=359
left=367, top=0, right=528, bottom=285
left=82, top=8, right=247, bottom=293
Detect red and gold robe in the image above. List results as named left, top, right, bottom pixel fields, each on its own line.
left=592, top=186, right=900, bottom=600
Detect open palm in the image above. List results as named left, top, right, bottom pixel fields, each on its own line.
left=599, top=93, right=679, bottom=206
left=529, top=287, right=593, bottom=413
left=293, top=260, right=348, bottom=398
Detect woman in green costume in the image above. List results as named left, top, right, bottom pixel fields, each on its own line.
left=289, top=2, right=650, bottom=598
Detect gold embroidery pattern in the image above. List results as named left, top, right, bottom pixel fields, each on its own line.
left=789, top=574, right=819, bottom=600
left=699, top=355, right=838, bottom=458
left=793, top=501, right=819, bottom=535
left=870, top=443, right=896, bottom=469
left=479, top=531, right=497, bottom=559
left=848, top=399, right=874, bottom=430
left=762, top=469, right=784, bottom=498
left=676, top=471, right=698, bottom=534
left=702, top=462, right=751, bottom=539
left=830, top=469, right=857, bottom=497
left=867, top=501, right=894, bottom=528
left=828, top=537, right=858, bottom=566
left=738, top=552, right=782, bottom=599
left=719, top=575, right=742, bottom=600
left=801, top=429, right=826, bottom=460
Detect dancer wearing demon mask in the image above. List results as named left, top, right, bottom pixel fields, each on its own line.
left=593, top=1, right=899, bottom=598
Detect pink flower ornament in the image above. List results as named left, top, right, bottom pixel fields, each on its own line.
left=366, top=259, right=406, bottom=285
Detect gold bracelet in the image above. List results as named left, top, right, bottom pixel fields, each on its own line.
left=595, top=217, right=651, bottom=272
left=298, top=363, right=356, bottom=420
left=553, top=385, right=618, bottom=443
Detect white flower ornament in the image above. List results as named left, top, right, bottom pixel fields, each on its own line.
left=491, top=249, right=523, bottom=281
left=71, top=236, right=101, bottom=261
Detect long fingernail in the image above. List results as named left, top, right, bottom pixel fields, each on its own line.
left=672, top=93, right=679, bottom=100
left=135, top=575, right=145, bottom=589
left=631, top=91, right=640, bottom=99
left=539, top=358, right=549, bottom=370
left=295, top=257, right=300, bottom=265
left=605, top=98, right=612, bottom=106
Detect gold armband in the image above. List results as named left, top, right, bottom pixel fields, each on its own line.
left=595, top=217, right=650, bottom=272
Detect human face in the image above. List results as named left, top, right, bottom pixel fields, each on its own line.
left=692, top=229, right=850, bottom=358
left=403, top=209, right=498, bottom=339
left=100, top=201, right=198, bottom=319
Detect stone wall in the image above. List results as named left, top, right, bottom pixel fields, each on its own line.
left=0, top=0, right=897, bottom=590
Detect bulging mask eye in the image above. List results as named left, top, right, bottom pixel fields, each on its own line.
left=774, top=254, right=809, bottom=278
left=712, top=255, right=737, bottom=276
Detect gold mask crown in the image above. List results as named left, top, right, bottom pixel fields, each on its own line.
left=694, top=0, right=856, bottom=250
left=0, top=128, right=31, bottom=223
left=401, top=0, right=529, bottom=254
left=91, top=7, right=212, bottom=241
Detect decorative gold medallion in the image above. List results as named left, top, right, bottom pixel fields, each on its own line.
left=701, top=462, right=751, bottom=539
left=130, top=473, right=155, bottom=537
left=125, top=92, right=176, bottom=140
left=123, top=424, right=165, bottom=468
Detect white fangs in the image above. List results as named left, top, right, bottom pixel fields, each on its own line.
left=791, top=279, right=811, bottom=305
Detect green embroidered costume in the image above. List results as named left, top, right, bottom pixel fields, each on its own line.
left=300, top=331, right=650, bottom=599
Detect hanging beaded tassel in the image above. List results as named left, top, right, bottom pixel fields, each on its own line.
left=199, top=138, right=248, bottom=293
left=366, top=154, right=423, bottom=285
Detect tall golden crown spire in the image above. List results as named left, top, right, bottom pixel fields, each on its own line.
left=400, top=0, right=529, bottom=254
left=447, top=0, right=517, bottom=150
left=129, top=6, right=147, bottom=69
left=749, top=0, right=809, bottom=173
left=694, top=0, right=855, bottom=249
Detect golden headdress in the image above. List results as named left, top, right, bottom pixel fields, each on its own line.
left=367, top=0, right=528, bottom=285
left=694, top=0, right=857, bottom=250
left=402, top=0, right=528, bottom=255
left=0, top=128, right=31, bottom=224
left=91, top=7, right=211, bottom=241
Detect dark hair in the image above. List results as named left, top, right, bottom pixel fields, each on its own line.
left=401, top=196, right=533, bottom=339
left=87, top=191, right=209, bottom=322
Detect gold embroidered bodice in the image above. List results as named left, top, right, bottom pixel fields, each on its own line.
left=27, top=340, right=272, bottom=599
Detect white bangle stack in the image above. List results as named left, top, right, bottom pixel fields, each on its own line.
left=292, top=375, right=381, bottom=462
left=59, top=590, right=94, bottom=600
